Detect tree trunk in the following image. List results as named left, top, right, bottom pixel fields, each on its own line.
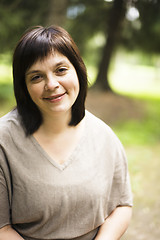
left=93, top=0, right=127, bottom=91
left=45, top=0, right=69, bottom=26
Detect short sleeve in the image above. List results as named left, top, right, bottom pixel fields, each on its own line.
left=0, top=166, right=11, bottom=228
left=107, top=137, right=133, bottom=214
left=118, top=171, right=133, bottom=206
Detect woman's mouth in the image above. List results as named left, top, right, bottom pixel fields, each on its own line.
left=43, top=92, right=66, bottom=102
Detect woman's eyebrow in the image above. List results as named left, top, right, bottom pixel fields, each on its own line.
left=25, top=70, right=41, bottom=76
left=55, top=60, right=69, bottom=67
left=26, top=60, right=69, bottom=76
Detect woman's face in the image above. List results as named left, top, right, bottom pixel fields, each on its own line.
left=25, top=52, right=80, bottom=121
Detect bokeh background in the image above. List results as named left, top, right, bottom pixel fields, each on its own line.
left=0, top=0, right=160, bottom=239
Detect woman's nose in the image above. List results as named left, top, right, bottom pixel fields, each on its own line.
left=44, top=74, right=59, bottom=91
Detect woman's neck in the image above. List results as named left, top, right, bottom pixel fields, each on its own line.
left=38, top=111, right=72, bottom=136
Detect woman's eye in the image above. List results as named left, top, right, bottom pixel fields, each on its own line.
left=57, top=67, right=67, bottom=75
left=31, top=75, right=43, bottom=82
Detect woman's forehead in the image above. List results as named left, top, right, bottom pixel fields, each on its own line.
left=26, top=52, right=72, bottom=73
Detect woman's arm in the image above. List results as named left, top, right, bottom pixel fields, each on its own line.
left=95, top=206, right=132, bottom=240
left=0, top=225, right=24, bottom=240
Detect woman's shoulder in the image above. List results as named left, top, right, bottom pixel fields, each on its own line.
left=85, top=110, right=127, bottom=164
left=85, top=110, right=123, bottom=147
left=0, top=109, right=22, bottom=140
left=0, top=109, right=19, bottom=126
left=85, top=110, right=115, bottom=135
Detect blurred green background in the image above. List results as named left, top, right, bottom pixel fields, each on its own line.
left=0, top=0, right=160, bottom=239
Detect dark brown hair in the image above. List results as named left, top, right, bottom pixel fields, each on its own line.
left=13, top=26, right=88, bottom=135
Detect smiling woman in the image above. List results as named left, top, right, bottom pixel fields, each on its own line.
left=25, top=52, right=79, bottom=123
left=0, top=26, right=132, bottom=240
left=13, top=26, right=87, bottom=135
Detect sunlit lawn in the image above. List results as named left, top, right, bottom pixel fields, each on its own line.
left=110, top=63, right=160, bottom=99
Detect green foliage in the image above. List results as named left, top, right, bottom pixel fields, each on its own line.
left=67, top=1, right=111, bottom=36
left=0, top=0, right=159, bottom=61
left=0, top=82, right=14, bottom=101
left=121, top=0, right=160, bottom=54
left=63, top=0, right=111, bottom=54
left=0, top=54, right=14, bottom=107
left=135, top=0, right=160, bottom=53
left=0, top=0, right=49, bottom=53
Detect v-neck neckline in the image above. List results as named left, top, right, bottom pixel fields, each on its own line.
left=29, top=118, right=86, bottom=171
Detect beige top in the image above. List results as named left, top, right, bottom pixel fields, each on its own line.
left=0, top=110, right=132, bottom=240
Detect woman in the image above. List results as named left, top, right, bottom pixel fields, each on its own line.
left=0, top=26, right=133, bottom=240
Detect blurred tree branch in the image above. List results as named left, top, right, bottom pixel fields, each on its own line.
left=45, top=0, right=69, bottom=26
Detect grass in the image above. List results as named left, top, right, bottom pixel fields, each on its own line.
left=107, top=57, right=160, bottom=238
left=126, top=143, right=160, bottom=203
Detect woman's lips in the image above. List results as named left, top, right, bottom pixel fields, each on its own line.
left=43, top=92, right=66, bottom=102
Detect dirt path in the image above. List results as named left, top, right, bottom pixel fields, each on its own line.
left=86, top=90, right=145, bottom=125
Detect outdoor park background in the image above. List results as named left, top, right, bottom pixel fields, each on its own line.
left=0, top=0, right=160, bottom=239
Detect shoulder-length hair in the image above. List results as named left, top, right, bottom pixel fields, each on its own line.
left=13, top=26, right=88, bottom=135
